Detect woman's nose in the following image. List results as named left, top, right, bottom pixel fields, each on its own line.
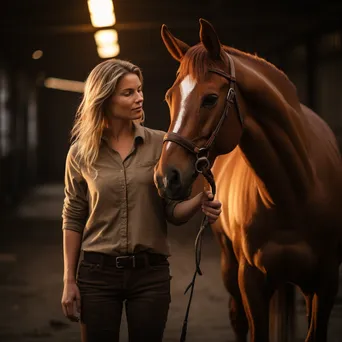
left=136, top=91, right=143, bottom=102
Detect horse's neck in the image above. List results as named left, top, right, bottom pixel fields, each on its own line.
left=227, top=48, right=301, bottom=112
left=213, top=147, right=273, bottom=229
left=234, top=56, right=313, bottom=207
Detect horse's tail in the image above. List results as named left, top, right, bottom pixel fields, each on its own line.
left=269, top=283, right=296, bottom=342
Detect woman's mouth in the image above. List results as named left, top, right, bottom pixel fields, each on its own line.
left=132, top=106, right=142, bottom=111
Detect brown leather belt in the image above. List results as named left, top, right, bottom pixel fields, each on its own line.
left=83, top=251, right=168, bottom=269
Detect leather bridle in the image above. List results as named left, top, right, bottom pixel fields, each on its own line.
left=162, top=53, right=243, bottom=194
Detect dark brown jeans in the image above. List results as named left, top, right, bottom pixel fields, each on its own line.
left=76, top=254, right=171, bottom=342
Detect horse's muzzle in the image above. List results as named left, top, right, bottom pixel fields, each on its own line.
left=154, top=166, right=191, bottom=200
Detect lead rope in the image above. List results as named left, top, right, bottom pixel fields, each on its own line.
left=180, top=167, right=216, bottom=342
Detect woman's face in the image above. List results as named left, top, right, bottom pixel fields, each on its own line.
left=108, top=73, right=144, bottom=121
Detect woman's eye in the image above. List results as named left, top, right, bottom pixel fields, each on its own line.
left=201, top=94, right=218, bottom=108
left=123, top=89, right=142, bottom=96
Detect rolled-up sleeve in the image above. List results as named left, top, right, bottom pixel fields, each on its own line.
left=62, top=146, right=88, bottom=233
left=163, top=198, right=187, bottom=226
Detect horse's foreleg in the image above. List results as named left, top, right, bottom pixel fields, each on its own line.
left=219, top=234, right=248, bottom=342
left=305, top=267, right=339, bottom=342
left=238, top=258, right=270, bottom=342
left=228, top=296, right=248, bottom=342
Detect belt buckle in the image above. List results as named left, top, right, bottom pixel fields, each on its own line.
left=116, top=255, right=135, bottom=269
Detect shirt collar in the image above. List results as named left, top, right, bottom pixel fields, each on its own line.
left=101, top=121, right=145, bottom=144
left=133, top=121, right=145, bottom=143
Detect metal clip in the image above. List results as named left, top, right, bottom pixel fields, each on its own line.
left=195, top=156, right=210, bottom=173
left=195, top=148, right=210, bottom=173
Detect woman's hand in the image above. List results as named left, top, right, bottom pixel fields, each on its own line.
left=61, top=281, right=81, bottom=322
left=201, top=191, right=222, bottom=224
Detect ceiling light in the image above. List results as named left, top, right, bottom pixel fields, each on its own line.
left=32, top=50, right=43, bottom=60
left=87, top=0, right=116, bottom=27
left=94, top=29, right=118, bottom=46
left=97, top=43, right=120, bottom=58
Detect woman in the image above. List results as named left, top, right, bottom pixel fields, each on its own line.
left=61, top=58, right=222, bottom=342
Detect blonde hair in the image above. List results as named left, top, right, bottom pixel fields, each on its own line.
left=71, top=58, right=144, bottom=171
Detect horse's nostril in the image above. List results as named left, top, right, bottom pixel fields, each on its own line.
left=169, top=169, right=179, bottom=184
left=166, top=167, right=181, bottom=192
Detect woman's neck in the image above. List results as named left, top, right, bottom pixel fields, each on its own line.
left=106, top=119, right=134, bottom=141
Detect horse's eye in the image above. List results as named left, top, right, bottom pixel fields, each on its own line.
left=201, top=94, right=218, bottom=108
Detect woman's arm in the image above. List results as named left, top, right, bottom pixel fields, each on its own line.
left=61, top=229, right=82, bottom=322
left=173, top=191, right=222, bottom=224
left=61, top=146, right=88, bottom=322
left=62, top=147, right=88, bottom=275
left=63, top=230, right=82, bottom=284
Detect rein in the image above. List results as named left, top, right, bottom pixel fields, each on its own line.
left=162, top=53, right=243, bottom=342
left=179, top=176, right=215, bottom=342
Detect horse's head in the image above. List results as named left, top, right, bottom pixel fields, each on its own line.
left=154, top=19, right=244, bottom=200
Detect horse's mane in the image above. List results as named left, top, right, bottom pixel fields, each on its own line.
left=177, top=43, right=295, bottom=89
left=224, top=46, right=297, bottom=92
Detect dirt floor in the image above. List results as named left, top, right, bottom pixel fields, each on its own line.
left=0, top=184, right=341, bottom=342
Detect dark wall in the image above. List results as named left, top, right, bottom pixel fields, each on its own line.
left=279, top=29, right=342, bottom=149
left=142, top=69, right=176, bottom=131
left=0, top=61, right=38, bottom=210
left=37, top=88, right=81, bottom=183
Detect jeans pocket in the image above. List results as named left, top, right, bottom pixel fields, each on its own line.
left=77, top=260, right=98, bottom=282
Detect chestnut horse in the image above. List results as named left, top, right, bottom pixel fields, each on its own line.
left=154, top=19, right=342, bottom=342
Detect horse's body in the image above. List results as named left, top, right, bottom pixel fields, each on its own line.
left=214, top=101, right=341, bottom=273
left=154, top=19, right=342, bottom=342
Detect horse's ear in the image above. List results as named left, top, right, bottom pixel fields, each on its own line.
left=161, top=24, right=190, bottom=62
left=199, top=18, right=222, bottom=60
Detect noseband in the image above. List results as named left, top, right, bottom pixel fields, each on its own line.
left=162, top=53, right=243, bottom=192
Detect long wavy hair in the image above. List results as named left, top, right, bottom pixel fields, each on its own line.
left=71, top=58, right=144, bottom=171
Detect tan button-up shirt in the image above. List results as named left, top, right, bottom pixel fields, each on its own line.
left=62, top=123, right=183, bottom=256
